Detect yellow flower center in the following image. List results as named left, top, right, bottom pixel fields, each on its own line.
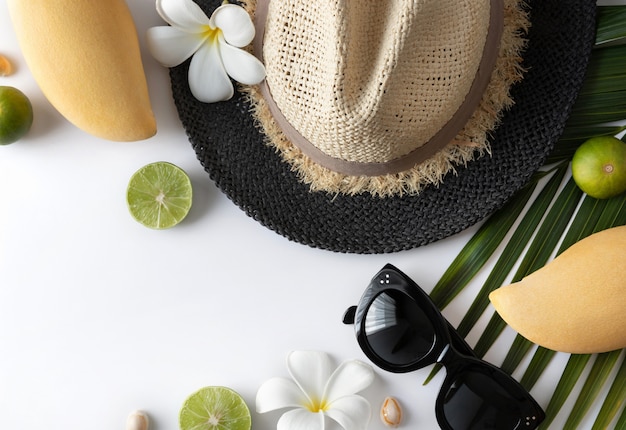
left=306, top=398, right=329, bottom=413
left=202, top=25, right=222, bottom=44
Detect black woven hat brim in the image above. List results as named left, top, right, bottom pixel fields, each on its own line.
left=170, top=0, right=597, bottom=254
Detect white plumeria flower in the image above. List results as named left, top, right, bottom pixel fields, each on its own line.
left=146, top=0, right=265, bottom=103
left=256, top=350, right=375, bottom=430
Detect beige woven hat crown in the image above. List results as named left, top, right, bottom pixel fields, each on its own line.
left=249, top=0, right=528, bottom=196
left=170, top=0, right=596, bottom=253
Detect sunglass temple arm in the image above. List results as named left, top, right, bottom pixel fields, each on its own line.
left=342, top=306, right=357, bottom=325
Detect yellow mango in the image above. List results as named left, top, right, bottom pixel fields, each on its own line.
left=489, top=225, right=626, bottom=354
left=8, top=0, right=156, bottom=141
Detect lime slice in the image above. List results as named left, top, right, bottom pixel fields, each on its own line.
left=571, top=136, right=626, bottom=199
left=179, top=386, right=251, bottom=430
left=126, top=162, right=193, bottom=229
left=0, top=86, right=33, bottom=145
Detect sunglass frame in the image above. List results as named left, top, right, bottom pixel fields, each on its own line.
left=347, top=264, right=546, bottom=430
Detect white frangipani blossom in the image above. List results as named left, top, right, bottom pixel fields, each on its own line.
left=146, top=0, right=265, bottom=103
left=256, top=350, right=375, bottom=430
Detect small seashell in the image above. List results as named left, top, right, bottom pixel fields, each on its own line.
left=126, top=410, right=149, bottom=430
left=380, top=396, right=402, bottom=428
left=0, top=54, right=12, bottom=77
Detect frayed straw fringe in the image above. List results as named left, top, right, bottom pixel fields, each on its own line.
left=243, top=0, right=530, bottom=197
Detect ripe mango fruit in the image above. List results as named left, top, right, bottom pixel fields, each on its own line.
left=8, top=0, right=156, bottom=141
left=489, top=225, right=626, bottom=354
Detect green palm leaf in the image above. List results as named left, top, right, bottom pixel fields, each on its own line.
left=506, top=191, right=624, bottom=375
left=423, top=165, right=567, bottom=384
left=591, top=354, right=626, bottom=430
left=595, top=6, right=626, bottom=45
left=456, top=163, right=569, bottom=340
left=519, top=347, right=554, bottom=390
left=428, top=177, right=541, bottom=310
left=563, top=351, right=623, bottom=429
left=591, top=358, right=626, bottom=430
left=539, top=354, right=593, bottom=429
left=565, top=44, right=626, bottom=129
left=616, top=409, right=626, bottom=430
left=426, top=5, right=626, bottom=428
left=472, top=177, right=583, bottom=359
left=547, top=124, right=626, bottom=163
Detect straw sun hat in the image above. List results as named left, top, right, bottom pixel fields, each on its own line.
left=166, top=0, right=596, bottom=253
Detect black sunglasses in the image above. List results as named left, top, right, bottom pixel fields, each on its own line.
left=342, top=264, right=545, bottom=430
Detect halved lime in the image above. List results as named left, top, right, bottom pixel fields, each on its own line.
left=126, top=162, right=193, bottom=229
left=179, top=386, right=251, bottom=430
left=571, top=136, right=626, bottom=199
left=0, top=86, right=33, bottom=145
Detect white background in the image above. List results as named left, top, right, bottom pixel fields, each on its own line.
left=0, top=1, right=623, bottom=429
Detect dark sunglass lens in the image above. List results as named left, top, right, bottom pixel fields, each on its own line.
left=364, top=290, right=436, bottom=365
left=441, top=366, right=542, bottom=430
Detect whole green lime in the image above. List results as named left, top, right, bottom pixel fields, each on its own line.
left=571, top=136, right=626, bottom=199
left=0, top=86, right=33, bottom=145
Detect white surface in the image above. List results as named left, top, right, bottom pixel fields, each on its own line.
left=0, top=1, right=621, bottom=429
